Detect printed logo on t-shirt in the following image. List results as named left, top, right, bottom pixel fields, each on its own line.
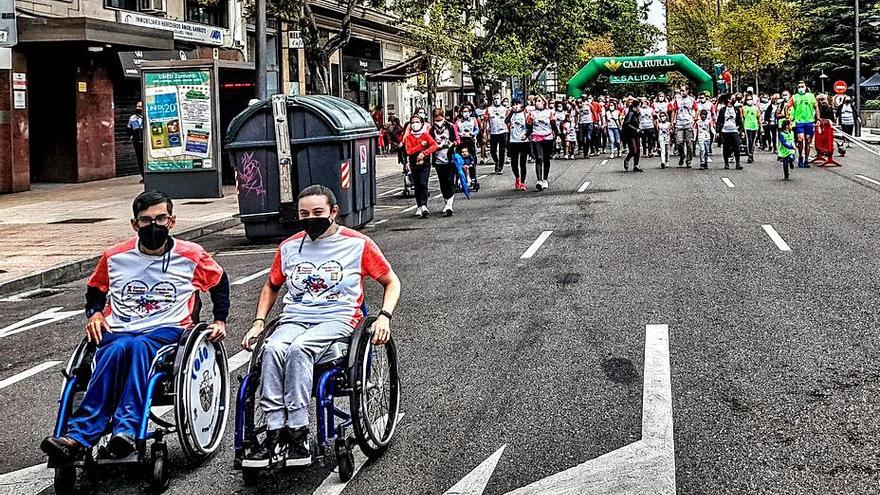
left=119, top=280, right=179, bottom=320
left=291, top=260, right=344, bottom=300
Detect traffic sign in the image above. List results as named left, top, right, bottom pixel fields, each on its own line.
left=833, top=80, right=847, bottom=94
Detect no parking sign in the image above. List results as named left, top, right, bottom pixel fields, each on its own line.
left=359, top=144, right=367, bottom=174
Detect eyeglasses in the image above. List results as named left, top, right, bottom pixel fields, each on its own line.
left=136, top=214, right=171, bottom=226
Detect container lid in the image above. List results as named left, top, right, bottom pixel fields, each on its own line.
left=225, top=94, right=379, bottom=143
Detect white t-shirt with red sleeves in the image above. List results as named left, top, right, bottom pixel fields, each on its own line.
left=269, top=227, right=391, bottom=328
left=88, top=238, right=224, bottom=333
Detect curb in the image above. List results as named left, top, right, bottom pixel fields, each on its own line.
left=0, top=216, right=241, bottom=297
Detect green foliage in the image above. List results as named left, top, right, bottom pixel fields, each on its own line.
left=709, top=0, right=795, bottom=79
left=865, top=99, right=880, bottom=110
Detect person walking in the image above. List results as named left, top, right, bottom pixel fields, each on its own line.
left=577, top=98, right=594, bottom=158
left=657, top=112, right=671, bottom=169
left=430, top=109, right=460, bottom=217
left=605, top=99, right=622, bottom=158
left=777, top=119, right=797, bottom=180
left=506, top=99, right=529, bottom=190
left=403, top=114, right=439, bottom=218
left=836, top=95, right=859, bottom=156
left=622, top=100, right=643, bottom=172
left=715, top=94, right=743, bottom=170
left=696, top=109, right=713, bottom=170
left=455, top=103, right=481, bottom=189
left=785, top=81, right=819, bottom=168
left=127, top=102, right=145, bottom=181
left=528, top=96, right=556, bottom=190
left=484, top=94, right=509, bottom=174
left=763, top=94, right=779, bottom=153
left=742, top=97, right=761, bottom=163
left=671, top=86, right=698, bottom=167
left=638, top=98, right=655, bottom=158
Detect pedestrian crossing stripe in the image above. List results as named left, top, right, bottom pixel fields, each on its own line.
left=341, top=160, right=351, bottom=189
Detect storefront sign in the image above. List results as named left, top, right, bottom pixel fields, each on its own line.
left=609, top=73, right=668, bottom=84
left=0, top=0, right=16, bottom=48
left=13, top=90, right=25, bottom=109
left=12, top=72, right=25, bottom=90
left=288, top=30, right=303, bottom=49
left=144, top=70, right=214, bottom=171
left=604, top=57, right=676, bottom=73
left=118, top=12, right=224, bottom=46
left=118, top=50, right=197, bottom=79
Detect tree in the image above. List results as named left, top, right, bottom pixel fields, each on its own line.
left=665, top=0, right=718, bottom=70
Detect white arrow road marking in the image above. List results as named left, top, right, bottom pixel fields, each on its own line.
left=854, top=174, right=880, bottom=186
left=0, top=307, right=81, bottom=339
left=232, top=268, right=271, bottom=286
left=0, top=361, right=62, bottom=391
left=520, top=231, right=553, bottom=259
left=721, top=177, right=735, bottom=188
left=577, top=181, right=592, bottom=193
left=311, top=413, right=406, bottom=495
left=762, top=224, right=791, bottom=252
left=505, top=324, right=675, bottom=495
left=0, top=349, right=257, bottom=493
left=442, top=444, right=507, bottom=495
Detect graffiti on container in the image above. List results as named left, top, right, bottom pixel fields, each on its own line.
left=237, top=152, right=266, bottom=198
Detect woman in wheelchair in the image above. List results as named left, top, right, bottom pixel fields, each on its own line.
left=40, top=191, right=230, bottom=464
left=239, top=185, right=400, bottom=468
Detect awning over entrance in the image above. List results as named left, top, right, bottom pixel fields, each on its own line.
left=18, top=17, right=174, bottom=50
left=859, top=73, right=880, bottom=88
left=365, top=54, right=426, bottom=82
left=118, top=50, right=198, bottom=79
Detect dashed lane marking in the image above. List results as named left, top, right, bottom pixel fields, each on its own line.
left=520, top=231, right=553, bottom=259
left=854, top=174, right=880, bottom=187
left=231, top=268, right=270, bottom=286
left=0, top=361, right=61, bottom=391
left=721, top=177, right=735, bottom=188
left=577, top=181, right=592, bottom=193
left=601, top=159, right=608, bottom=165
left=762, top=224, right=792, bottom=252
left=377, top=187, right=404, bottom=198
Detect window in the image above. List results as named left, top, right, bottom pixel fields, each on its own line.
left=185, top=0, right=228, bottom=28
left=106, top=0, right=138, bottom=11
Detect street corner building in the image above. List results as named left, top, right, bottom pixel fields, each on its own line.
left=0, top=0, right=470, bottom=194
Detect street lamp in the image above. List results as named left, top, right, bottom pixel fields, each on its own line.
left=855, top=0, right=861, bottom=137
left=819, top=70, right=828, bottom=94
left=255, top=0, right=268, bottom=99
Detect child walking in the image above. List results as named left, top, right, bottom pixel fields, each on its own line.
left=657, top=112, right=671, bottom=169
left=777, top=119, right=796, bottom=180
left=696, top=109, right=713, bottom=169
left=563, top=114, right=578, bottom=159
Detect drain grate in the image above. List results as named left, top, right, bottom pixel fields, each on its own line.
left=49, top=218, right=112, bottom=225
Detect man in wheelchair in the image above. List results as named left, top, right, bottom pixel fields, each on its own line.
left=240, top=185, right=400, bottom=467
left=40, top=191, right=230, bottom=463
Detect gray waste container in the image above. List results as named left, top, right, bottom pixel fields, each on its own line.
left=225, top=95, right=380, bottom=240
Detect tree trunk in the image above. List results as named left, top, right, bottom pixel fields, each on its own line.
left=300, top=0, right=357, bottom=95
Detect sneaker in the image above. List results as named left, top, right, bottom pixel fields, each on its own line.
left=443, top=206, right=454, bottom=217
left=242, top=429, right=286, bottom=468
left=40, top=436, right=86, bottom=463
left=421, top=206, right=430, bottom=218
left=707, top=156, right=713, bottom=163
left=542, top=180, right=550, bottom=189
left=633, top=166, right=644, bottom=172
left=735, top=165, right=743, bottom=170
left=414, top=206, right=422, bottom=217
left=514, top=179, right=521, bottom=190
left=535, top=181, right=544, bottom=191
left=517, top=181, right=527, bottom=191
left=284, top=427, right=312, bottom=467
left=660, top=162, right=666, bottom=169
left=623, top=160, right=629, bottom=171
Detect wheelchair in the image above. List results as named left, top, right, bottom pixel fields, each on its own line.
left=49, top=323, right=230, bottom=494
left=233, top=312, right=401, bottom=485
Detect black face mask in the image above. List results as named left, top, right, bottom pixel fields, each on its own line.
left=138, top=224, right=169, bottom=251
left=301, top=217, right=332, bottom=241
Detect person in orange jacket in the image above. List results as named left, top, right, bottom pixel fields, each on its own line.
left=403, top=114, right=439, bottom=218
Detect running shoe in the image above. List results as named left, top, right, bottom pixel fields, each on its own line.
left=535, top=181, right=544, bottom=191
left=633, top=166, right=644, bottom=172
left=243, top=429, right=286, bottom=468
left=514, top=179, right=522, bottom=190
left=421, top=206, right=430, bottom=218
left=285, top=427, right=312, bottom=467
left=414, top=206, right=422, bottom=217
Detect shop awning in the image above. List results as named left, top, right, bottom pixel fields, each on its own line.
left=859, top=72, right=880, bottom=88
left=365, top=54, right=426, bottom=82
left=18, top=17, right=174, bottom=50
left=118, top=50, right=198, bottom=79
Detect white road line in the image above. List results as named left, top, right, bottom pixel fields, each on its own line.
left=432, top=193, right=444, bottom=200
left=855, top=174, right=880, bottom=186
left=231, top=268, right=270, bottom=286
left=373, top=205, right=406, bottom=210
left=402, top=204, right=418, bottom=213
left=477, top=174, right=488, bottom=180
left=520, top=231, right=553, bottom=259
left=377, top=187, right=404, bottom=198
left=366, top=219, right=389, bottom=228
left=721, top=177, right=735, bottom=188
left=312, top=413, right=406, bottom=495
left=216, top=248, right=277, bottom=257
left=577, top=181, right=592, bottom=193
left=0, top=361, right=61, bottom=390
left=762, top=224, right=792, bottom=252
left=0, top=307, right=81, bottom=340
left=505, top=325, right=675, bottom=495
left=601, top=159, right=608, bottom=165
left=443, top=445, right=506, bottom=495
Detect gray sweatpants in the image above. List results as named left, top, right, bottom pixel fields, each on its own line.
left=260, top=320, right=354, bottom=430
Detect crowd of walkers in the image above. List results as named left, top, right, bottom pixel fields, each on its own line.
left=375, top=81, right=862, bottom=217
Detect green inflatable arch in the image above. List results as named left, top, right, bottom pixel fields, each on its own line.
left=566, top=54, right=714, bottom=97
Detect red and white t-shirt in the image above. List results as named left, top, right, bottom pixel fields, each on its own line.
left=88, top=238, right=224, bottom=332
left=269, top=227, right=391, bottom=327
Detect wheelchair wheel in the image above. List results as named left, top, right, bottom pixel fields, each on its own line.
left=150, top=443, right=171, bottom=492
left=53, top=466, right=76, bottom=495
left=335, top=436, right=355, bottom=482
left=350, top=330, right=400, bottom=459
left=173, top=325, right=230, bottom=463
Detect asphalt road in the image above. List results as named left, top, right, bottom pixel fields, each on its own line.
left=1, top=141, right=879, bottom=494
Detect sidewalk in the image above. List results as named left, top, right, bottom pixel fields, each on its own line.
left=0, top=155, right=401, bottom=296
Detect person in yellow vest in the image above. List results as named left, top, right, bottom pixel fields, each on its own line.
left=784, top=81, right=820, bottom=168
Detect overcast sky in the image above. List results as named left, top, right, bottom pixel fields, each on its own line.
left=643, top=0, right=668, bottom=54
